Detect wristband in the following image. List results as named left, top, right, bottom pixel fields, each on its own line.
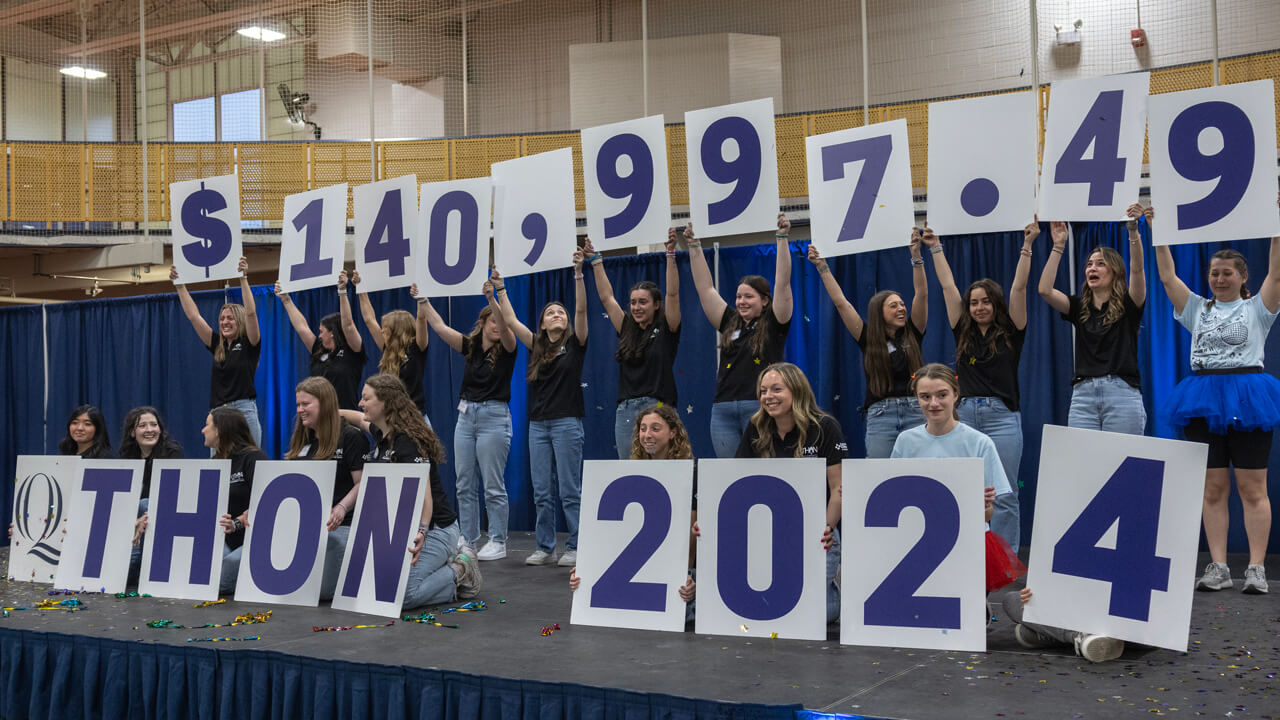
left=775, top=233, right=789, bottom=239
left=929, top=244, right=944, bottom=255
left=588, top=252, right=602, bottom=264
left=495, top=287, right=506, bottom=294
left=573, top=272, right=584, bottom=280
left=666, top=249, right=676, bottom=257
left=417, top=522, right=429, bottom=536
left=1020, top=248, right=1033, bottom=257
left=417, top=298, right=428, bottom=305
left=1051, top=247, right=1064, bottom=255
left=910, top=258, right=924, bottom=267
left=337, top=288, right=345, bottom=296
left=232, top=518, right=244, bottom=532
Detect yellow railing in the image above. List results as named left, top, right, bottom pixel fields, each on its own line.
left=3, top=52, right=1276, bottom=224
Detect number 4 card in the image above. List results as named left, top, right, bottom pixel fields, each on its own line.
left=571, top=460, right=694, bottom=632
left=1025, top=426, right=1207, bottom=652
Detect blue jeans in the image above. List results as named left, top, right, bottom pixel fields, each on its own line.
left=220, top=544, right=242, bottom=595
left=958, top=397, right=1023, bottom=552
left=403, top=521, right=462, bottom=609
left=827, top=527, right=841, bottom=623
left=864, top=397, right=924, bottom=458
left=529, top=417, right=584, bottom=553
left=710, top=399, right=759, bottom=458
left=454, top=400, right=512, bottom=545
left=222, top=398, right=262, bottom=449
left=320, top=525, right=350, bottom=601
left=1068, top=375, right=1146, bottom=435
left=614, top=396, right=659, bottom=460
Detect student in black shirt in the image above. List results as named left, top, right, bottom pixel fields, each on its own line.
left=925, top=219, right=1037, bottom=553
left=735, top=362, right=844, bottom=622
left=58, top=404, right=114, bottom=459
left=1038, top=204, right=1147, bottom=435
left=284, top=376, right=369, bottom=600
left=492, top=248, right=589, bottom=568
left=172, top=256, right=264, bottom=446
left=123, top=405, right=183, bottom=585
left=343, top=373, right=481, bottom=608
left=585, top=232, right=683, bottom=460
left=809, top=226, right=929, bottom=458
left=686, top=214, right=795, bottom=458
left=352, top=272, right=431, bottom=420
left=421, top=279, right=518, bottom=561
left=205, top=407, right=268, bottom=596
left=276, top=270, right=367, bottom=410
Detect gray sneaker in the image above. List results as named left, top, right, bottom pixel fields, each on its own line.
left=452, top=551, right=483, bottom=599
left=1014, top=623, right=1057, bottom=649
left=1196, top=561, right=1233, bottom=591
left=1074, top=633, right=1125, bottom=663
left=557, top=550, right=577, bottom=567
left=1242, top=565, right=1268, bottom=594
left=525, top=550, right=556, bottom=566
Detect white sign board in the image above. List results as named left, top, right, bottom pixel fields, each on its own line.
left=8, top=455, right=76, bottom=584
left=415, top=177, right=493, bottom=297
left=806, top=118, right=915, bottom=257
left=927, top=92, right=1038, bottom=234
left=1148, top=79, right=1280, bottom=246
left=54, top=459, right=144, bottom=593
left=138, top=459, right=229, bottom=601
left=685, top=98, right=779, bottom=239
left=582, top=115, right=672, bottom=252
left=331, top=465, right=429, bottom=617
left=235, top=461, right=336, bottom=606
left=354, top=175, right=419, bottom=293
left=694, top=458, right=827, bottom=640
left=277, top=183, right=350, bottom=294
left=169, top=174, right=244, bottom=284
left=1024, top=425, right=1207, bottom=652
left=492, top=148, right=577, bottom=277
left=840, top=458, right=987, bottom=652
left=1039, top=73, right=1150, bottom=221
left=571, top=460, right=695, bottom=632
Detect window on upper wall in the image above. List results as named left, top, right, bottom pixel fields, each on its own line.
left=172, top=96, right=216, bottom=142
left=172, top=90, right=264, bottom=227
left=219, top=89, right=261, bottom=141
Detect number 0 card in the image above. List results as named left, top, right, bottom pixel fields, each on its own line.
left=1025, top=426, right=1207, bottom=651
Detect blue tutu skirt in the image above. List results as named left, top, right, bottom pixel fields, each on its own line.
left=1166, top=372, right=1280, bottom=434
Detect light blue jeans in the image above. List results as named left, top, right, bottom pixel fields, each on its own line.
left=710, top=399, right=759, bottom=459
left=454, top=400, right=512, bottom=545
left=864, top=397, right=924, bottom=458
left=614, top=396, right=659, bottom=460
left=320, top=525, right=350, bottom=601
left=529, top=417, right=584, bottom=554
left=827, top=527, right=842, bottom=623
left=222, top=398, right=262, bottom=449
left=403, top=521, right=462, bottom=609
left=220, top=544, right=242, bottom=595
left=958, top=397, right=1023, bottom=552
left=1068, top=375, right=1146, bottom=436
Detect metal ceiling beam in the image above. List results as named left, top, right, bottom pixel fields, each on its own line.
left=0, top=0, right=107, bottom=28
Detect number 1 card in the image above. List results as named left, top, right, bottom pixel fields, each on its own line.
left=1025, top=426, right=1207, bottom=651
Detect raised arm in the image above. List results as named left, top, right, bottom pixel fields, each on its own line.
left=275, top=282, right=317, bottom=349
left=1262, top=194, right=1280, bottom=313
left=772, top=214, right=794, bottom=323
left=490, top=269, right=534, bottom=349
left=170, top=265, right=213, bottom=347
left=337, top=271, right=363, bottom=352
left=1151, top=209, right=1191, bottom=315
left=925, top=225, right=962, bottom=328
left=237, top=256, right=260, bottom=345
left=484, top=276, right=518, bottom=353
left=909, top=226, right=929, bottom=332
left=664, top=231, right=681, bottom=332
left=1126, top=203, right=1147, bottom=307
left=573, top=247, right=588, bottom=345
left=585, top=237, right=625, bottom=333
left=406, top=282, right=431, bottom=351
left=419, top=295, right=465, bottom=352
left=1009, top=219, right=1038, bottom=330
left=353, top=271, right=384, bottom=351
left=683, top=223, right=728, bottom=327
left=1038, top=221, right=1072, bottom=314
left=807, top=245, right=864, bottom=341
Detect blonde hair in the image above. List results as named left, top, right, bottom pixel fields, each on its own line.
left=213, top=303, right=248, bottom=363
left=285, top=376, right=342, bottom=460
left=749, top=362, right=827, bottom=458
left=378, top=310, right=416, bottom=377
left=1080, top=247, right=1129, bottom=328
left=629, top=405, right=694, bottom=460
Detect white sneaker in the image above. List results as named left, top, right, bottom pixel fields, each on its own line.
left=557, top=550, right=577, bottom=567
left=525, top=550, right=555, bottom=566
left=477, top=540, right=507, bottom=561
left=1074, top=633, right=1124, bottom=663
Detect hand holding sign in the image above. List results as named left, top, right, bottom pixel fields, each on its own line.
left=806, top=119, right=914, bottom=257
left=170, top=174, right=244, bottom=283
left=492, top=148, right=576, bottom=277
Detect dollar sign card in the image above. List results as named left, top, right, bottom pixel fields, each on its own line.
left=170, top=174, right=244, bottom=284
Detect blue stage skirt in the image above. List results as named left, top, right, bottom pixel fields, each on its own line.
left=1167, top=371, right=1280, bottom=433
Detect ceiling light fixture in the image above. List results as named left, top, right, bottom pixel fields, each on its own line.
left=237, top=26, right=285, bottom=42
left=60, top=66, right=107, bottom=79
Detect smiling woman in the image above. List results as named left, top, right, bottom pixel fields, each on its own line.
left=276, top=270, right=366, bottom=410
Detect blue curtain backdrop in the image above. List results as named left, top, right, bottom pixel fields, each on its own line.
left=2, top=222, right=1277, bottom=553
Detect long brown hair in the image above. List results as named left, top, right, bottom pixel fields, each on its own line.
left=616, top=281, right=662, bottom=362
left=465, top=306, right=504, bottom=366
left=209, top=407, right=260, bottom=459
left=1079, top=247, right=1129, bottom=327
left=954, top=279, right=1017, bottom=362
left=749, top=362, right=829, bottom=458
left=377, top=310, right=416, bottom=377
left=721, top=275, right=773, bottom=358
left=863, top=290, right=922, bottom=399
left=212, top=303, right=248, bottom=364
left=1206, top=249, right=1250, bottom=309
left=528, top=301, right=573, bottom=382
left=629, top=404, right=694, bottom=460
left=285, top=376, right=342, bottom=460
left=364, top=373, right=445, bottom=465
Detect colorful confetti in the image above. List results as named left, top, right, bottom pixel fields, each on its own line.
left=402, top=612, right=459, bottom=629
left=312, top=621, right=395, bottom=632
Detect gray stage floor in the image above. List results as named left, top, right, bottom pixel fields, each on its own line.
left=1, top=538, right=1276, bottom=719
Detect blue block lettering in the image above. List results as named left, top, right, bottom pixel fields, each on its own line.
left=590, top=474, right=671, bottom=612
left=716, top=474, right=803, bottom=621
left=147, top=467, right=222, bottom=584
left=248, top=472, right=325, bottom=595
left=339, top=474, right=420, bottom=602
